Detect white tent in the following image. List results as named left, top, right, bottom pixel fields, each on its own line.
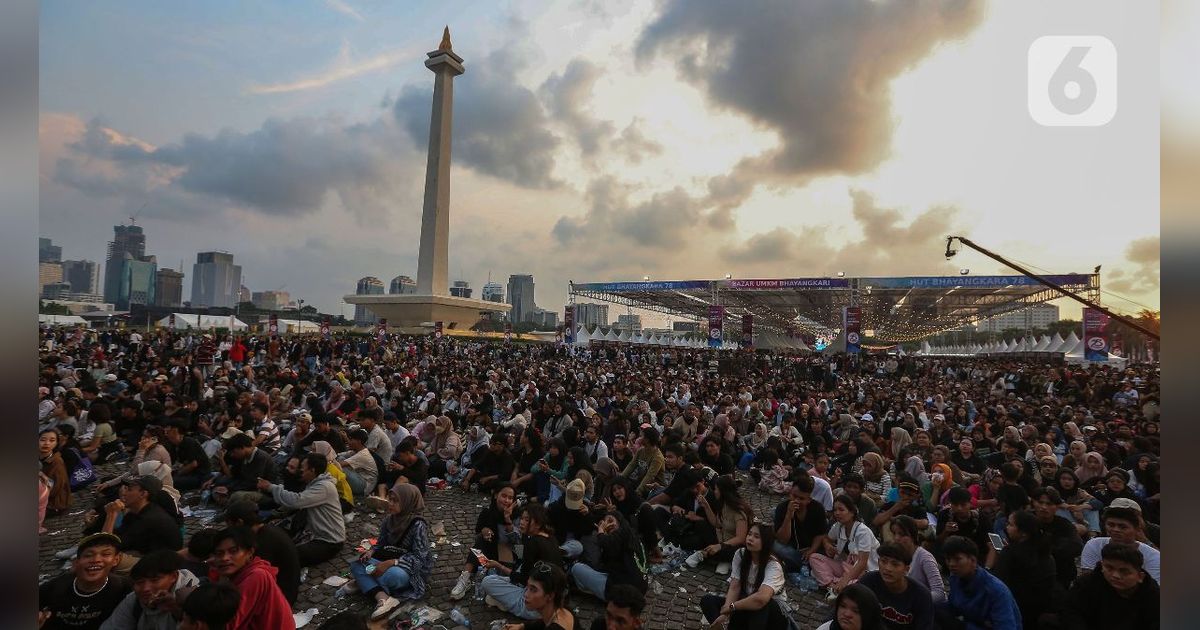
left=1061, top=332, right=1082, bottom=354
left=277, top=319, right=319, bottom=334
left=618, top=329, right=632, bottom=343
left=603, top=327, right=619, bottom=342
left=1065, top=343, right=1129, bottom=368
left=1045, top=333, right=1066, bottom=353
left=156, top=313, right=248, bottom=330
left=575, top=325, right=591, bottom=345
left=1032, top=335, right=1051, bottom=352
left=39, top=314, right=87, bottom=326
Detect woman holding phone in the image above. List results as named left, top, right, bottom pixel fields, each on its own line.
left=450, top=484, right=518, bottom=600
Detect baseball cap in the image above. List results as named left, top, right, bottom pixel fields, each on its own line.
left=565, top=479, right=587, bottom=510
left=105, top=374, right=118, bottom=382
left=77, top=532, right=123, bottom=554
left=123, top=474, right=163, bottom=495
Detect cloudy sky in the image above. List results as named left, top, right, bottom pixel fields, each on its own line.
left=39, top=0, right=1159, bottom=325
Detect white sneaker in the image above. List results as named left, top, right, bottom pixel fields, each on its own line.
left=485, top=595, right=502, bottom=609
left=449, top=571, right=472, bottom=600
left=55, top=546, right=78, bottom=560
left=685, top=550, right=705, bottom=568
left=715, top=562, right=731, bottom=575
left=365, top=495, right=389, bottom=512
left=371, top=596, right=401, bottom=620
left=825, top=587, right=838, bottom=601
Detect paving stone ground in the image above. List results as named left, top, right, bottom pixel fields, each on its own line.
left=40, top=465, right=832, bottom=629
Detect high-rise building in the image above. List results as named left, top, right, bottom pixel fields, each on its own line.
left=39, top=262, right=63, bottom=296
left=449, top=280, right=472, bottom=299
left=355, top=276, right=386, bottom=324
left=115, top=254, right=157, bottom=309
left=251, top=290, right=290, bottom=311
left=482, top=281, right=504, bottom=303
left=390, top=275, right=417, bottom=294
left=239, top=286, right=251, bottom=304
left=574, top=302, right=609, bottom=327
left=616, top=313, right=642, bottom=333
left=39, top=238, right=62, bottom=263
left=154, top=268, right=185, bottom=308
left=507, top=274, right=535, bottom=323
left=61, top=260, right=100, bottom=295
left=103, top=225, right=146, bottom=304
left=976, top=304, right=1061, bottom=333
left=531, top=308, right=558, bottom=329
left=190, top=251, right=243, bottom=308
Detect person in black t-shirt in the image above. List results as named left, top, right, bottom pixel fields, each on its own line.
left=39, top=532, right=131, bottom=630
left=83, top=474, right=183, bottom=575
left=772, top=472, right=828, bottom=572
left=934, top=487, right=990, bottom=564
left=224, top=500, right=301, bottom=605
left=994, top=462, right=1029, bottom=535
left=589, top=583, right=645, bottom=630
left=858, top=543, right=935, bottom=630
left=164, top=420, right=210, bottom=492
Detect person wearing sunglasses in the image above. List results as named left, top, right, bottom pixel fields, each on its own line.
left=501, top=561, right=576, bottom=630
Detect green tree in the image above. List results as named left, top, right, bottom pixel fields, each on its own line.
left=40, top=301, right=69, bottom=315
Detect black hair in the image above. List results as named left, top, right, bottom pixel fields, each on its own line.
left=737, top=521, right=776, bottom=595
left=187, top=528, right=220, bottom=559
left=1031, top=486, right=1062, bottom=504
left=520, top=502, right=554, bottom=537
left=181, top=582, right=242, bottom=630
left=640, top=426, right=660, bottom=448
left=942, top=535, right=979, bottom=559
left=662, top=442, right=685, bottom=458
left=213, top=526, right=257, bottom=553
left=1102, top=506, right=1141, bottom=528
left=224, top=500, right=262, bottom=526
left=303, top=452, right=328, bottom=474
left=791, top=469, right=816, bottom=493
left=527, top=561, right=570, bottom=610
left=1000, top=461, right=1022, bottom=481
left=224, top=432, right=253, bottom=450
left=831, top=583, right=884, bottom=630
left=889, top=514, right=919, bottom=541
left=130, top=549, right=183, bottom=580
left=842, top=472, right=865, bottom=488
left=606, top=583, right=646, bottom=616
left=251, top=401, right=269, bottom=415
left=395, top=438, right=417, bottom=454
left=347, top=428, right=368, bottom=444
left=877, top=541, right=912, bottom=566
left=682, top=451, right=701, bottom=466
left=947, top=486, right=972, bottom=505
left=833, top=494, right=859, bottom=520
left=1099, top=541, right=1145, bottom=571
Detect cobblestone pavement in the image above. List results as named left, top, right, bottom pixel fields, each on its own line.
left=39, top=466, right=832, bottom=629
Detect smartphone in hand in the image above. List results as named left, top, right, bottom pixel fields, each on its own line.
left=988, top=532, right=1005, bottom=551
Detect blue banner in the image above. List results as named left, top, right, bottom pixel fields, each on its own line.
left=573, top=280, right=710, bottom=292
left=864, top=274, right=1091, bottom=289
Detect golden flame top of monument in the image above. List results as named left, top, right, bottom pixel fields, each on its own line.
left=438, top=26, right=452, bottom=52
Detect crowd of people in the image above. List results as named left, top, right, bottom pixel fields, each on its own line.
left=37, top=326, right=1161, bottom=630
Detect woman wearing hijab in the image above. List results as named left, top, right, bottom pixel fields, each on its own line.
left=924, top=463, right=955, bottom=509
left=345, top=483, right=432, bottom=620
left=859, top=452, right=891, bottom=507
left=888, top=428, right=912, bottom=464
left=425, top=415, right=462, bottom=478
left=1075, top=452, right=1108, bottom=490
left=309, top=441, right=355, bottom=511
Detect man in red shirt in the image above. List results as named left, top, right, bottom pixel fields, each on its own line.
left=210, top=527, right=295, bottom=630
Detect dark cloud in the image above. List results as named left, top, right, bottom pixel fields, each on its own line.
left=1107, top=235, right=1160, bottom=295
left=552, top=176, right=702, bottom=248
left=612, top=119, right=663, bottom=164
left=638, top=0, right=985, bottom=206
left=541, top=59, right=613, bottom=157
left=394, top=48, right=562, bottom=189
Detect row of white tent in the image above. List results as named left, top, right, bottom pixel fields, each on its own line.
left=916, top=331, right=1128, bottom=366
left=570, top=325, right=741, bottom=350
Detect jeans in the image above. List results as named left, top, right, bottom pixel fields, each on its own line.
left=350, top=560, right=412, bottom=597
left=173, top=471, right=208, bottom=493
left=480, top=574, right=539, bottom=620
left=772, top=542, right=809, bottom=573
left=343, top=469, right=367, bottom=497
left=569, top=563, right=607, bottom=599
left=561, top=539, right=584, bottom=560
left=700, top=593, right=791, bottom=629
left=297, top=539, right=344, bottom=567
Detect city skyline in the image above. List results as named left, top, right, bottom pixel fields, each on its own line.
left=39, top=2, right=1159, bottom=325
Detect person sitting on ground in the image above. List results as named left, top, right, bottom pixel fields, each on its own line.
left=337, top=429, right=379, bottom=499
left=874, top=477, right=929, bottom=544
left=99, top=549, right=200, bottom=630
left=163, top=420, right=210, bottom=493
left=621, top=426, right=664, bottom=497
left=358, top=407, right=394, bottom=465
left=203, top=433, right=277, bottom=506
left=82, top=474, right=183, bottom=575
left=887, top=516, right=946, bottom=605
left=480, top=503, right=565, bottom=620
left=700, top=521, right=793, bottom=629
left=836, top=473, right=877, bottom=528
left=810, top=495, right=880, bottom=599
left=857, top=542, right=935, bottom=630
left=934, top=487, right=989, bottom=565
left=499, top=561, right=577, bottom=630
left=1078, top=503, right=1160, bottom=584
left=276, top=412, right=313, bottom=463
left=772, top=471, right=828, bottom=573
left=295, top=414, right=347, bottom=453
left=547, top=479, right=594, bottom=560
left=686, top=475, right=752, bottom=575
left=370, top=437, right=430, bottom=508
left=1061, top=541, right=1159, bottom=630
left=177, top=582, right=242, bottom=630
left=307, top=441, right=355, bottom=513
left=1029, top=486, right=1083, bottom=590
left=208, top=527, right=296, bottom=630
left=460, top=435, right=517, bottom=493
left=39, top=428, right=72, bottom=517
left=588, top=583, right=645, bottom=630
left=450, top=484, right=519, bottom=600
left=935, top=536, right=1021, bottom=630
left=39, top=532, right=131, bottom=630
left=424, top=415, right=462, bottom=478
left=984, top=510, right=1060, bottom=630
left=699, top=436, right=735, bottom=477
left=223, top=500, right=301, bottom=605
left=569, top=510, right=647, bottom=603
left=815, top=583, right=887, bottom=630
left=343, top=483, right=432, bottom=620
left=178, top=528, right=219, bottom=581
left=255, top=452, right=346, bottom=567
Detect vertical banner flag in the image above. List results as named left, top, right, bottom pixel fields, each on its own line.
left=376, top=318, right=387, bottom=343
left=1110, top=334, right=1123, bottom=357
left=169, top=313, right=176, bottom=328
left=434, top=321, right=444, bottom=339
left=321, top=317, right=331, bottom=338
left=564, top=306, right=576, bottom=343
left=707, top=305, right=725, bottom=348
left=1082, top=308, right=1110, bottom=361
left=229, top=314, right=235, bottom=332
left=843, top=307, right=862, bottom=354
left=269, top=314, right=278, bottom=337
left=741, top=314, right=754, bottom=348
left=504, top=322, right=513, bottom=343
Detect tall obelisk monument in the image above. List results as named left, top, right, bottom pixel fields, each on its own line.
left=416, top=27, right=463, bottom=297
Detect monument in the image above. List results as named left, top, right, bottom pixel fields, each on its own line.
left=346, top=28, right=511, bottom=330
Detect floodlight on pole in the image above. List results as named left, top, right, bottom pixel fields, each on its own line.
left=643, top=275, right=650, bottom=281
left=836, top=271, right=845, bottom=278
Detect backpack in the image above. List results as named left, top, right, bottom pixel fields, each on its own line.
left=67, top=448, right=97, bottom=491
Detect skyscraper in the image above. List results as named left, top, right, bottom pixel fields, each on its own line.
left=574, top=302, right=609, bottom=327
left=155, top=268, right=185, bottom=308
left=390, top=275, right=417, bottom=294
left=616, top=314, right=642, bottom=333
left=449, top=280, right=472, bottom=298
left=39, top=238, right=62, bottom=263
left=190, top=251, right=243, bottom=308
left=482, top=281, right=504, bottom=303
left=507, top=274, right=535, bottom=323
left=355, top=276, right=385, bottom=324
left=116, top=254, right=157, bottom=309
left=103, top=225, right=146, bottom=304
left=61, top=260, right=100, bottom=295
left=39, top=262, right=63, bottom=296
